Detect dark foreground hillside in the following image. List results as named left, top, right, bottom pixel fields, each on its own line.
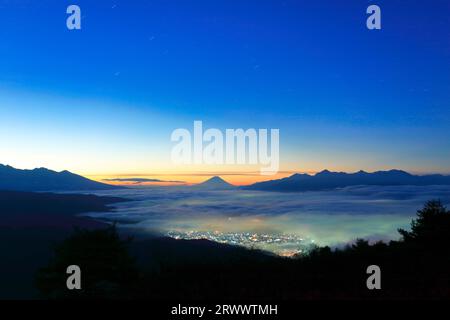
left=0, top=191, right=129, bottom=299
left=34, top=200, right=450, bottom=300
left=0, top=190, right=128, bottom=228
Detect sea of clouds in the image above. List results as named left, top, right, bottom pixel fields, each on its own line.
left=86, top=185, right=450, bottom=248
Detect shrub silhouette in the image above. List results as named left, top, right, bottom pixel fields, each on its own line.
left=35, top=225, right=138, bottom=299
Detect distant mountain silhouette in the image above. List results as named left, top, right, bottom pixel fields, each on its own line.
left=243, top=169, right=450, bottom=192
left=0, top=164, right=121, bottom=191
left=193, top=176, right=235, bottom=190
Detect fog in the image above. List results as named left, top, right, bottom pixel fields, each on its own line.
left=86, top=185, right=450, bottom=253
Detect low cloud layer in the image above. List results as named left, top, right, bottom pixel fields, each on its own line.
left=104, top=178, right=185, bottom=184
left=88, top=185, right=450, bottom=248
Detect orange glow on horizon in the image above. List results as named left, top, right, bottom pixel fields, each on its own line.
left=87, top=171, right=301, bottom=187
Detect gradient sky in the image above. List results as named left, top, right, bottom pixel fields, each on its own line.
left=0, top=0, right=449, bottom=185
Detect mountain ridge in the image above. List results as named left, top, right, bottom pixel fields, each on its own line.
left=0, top=164, right=122, bottom=191
left=243, top=169, right=450, bottom=192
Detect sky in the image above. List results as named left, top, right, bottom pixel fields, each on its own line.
left=0, top=0, right=449, bottom=185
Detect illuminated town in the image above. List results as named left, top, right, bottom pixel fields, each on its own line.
left=166, top=230, right=316, bottom=257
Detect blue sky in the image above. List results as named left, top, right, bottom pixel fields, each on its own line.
left=0, top=0, right=449, bottom=180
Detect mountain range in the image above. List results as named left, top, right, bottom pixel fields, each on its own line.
left=2, top=164, right=450, bottom=193
left=243, top=169, right=450, bottom=192
left=0, top=164, right=120, bottom=192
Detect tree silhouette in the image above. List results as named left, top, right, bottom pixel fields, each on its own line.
left=398, top=200, right=450, bottom=248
